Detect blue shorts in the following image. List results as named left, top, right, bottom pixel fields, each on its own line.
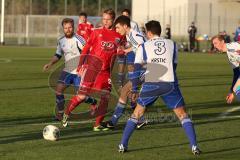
left=117, top=51, right=135, bottom=65
left=137, top=82, right=185, bottom=109
left=126, top=51, right=135, bottom=64
left=58, top=71, right=81, bottom=88
left=117, top=55, right=126, bottom=64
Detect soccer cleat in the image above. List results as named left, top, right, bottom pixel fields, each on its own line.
left=93, top=125, right=110, bottom=132
left=118, top=144, right=127, bottom=153
left=192, top=145, right=202, bottom=155
left=61, top=113, right=69, bottom=128
left=136, top=120, right=148, bottom=129
left=101, top=121, right=115, bottom=129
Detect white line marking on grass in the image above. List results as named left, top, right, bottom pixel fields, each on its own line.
left=29, top=120, right=93, bottom=126
left=219, top=106, right=240, bottom=118
left=219, top=115, right=240, bottom=119
left=0, top=58, right=11, bottom=63
left=0, top=120, right=94, bottom=127
left=12, top=58, right=49, bottom=61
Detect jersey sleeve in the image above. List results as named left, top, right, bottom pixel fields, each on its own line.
left=129, top=32, right=146, bottom=52
left=75, top=35, right=86, bottom=50
left=55, top=40, right=63, bottom=59
left=78, top=30, right=96, bottom=66
left=131, top=44, right=147, bottom=92
left=230, top=67, right=240, bottom=92
left=134, top=44, right=145, bottom=64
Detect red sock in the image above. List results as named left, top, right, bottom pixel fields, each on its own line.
left=95, top=115, right=105, bottom=127
left=65, top=96, right=83, bottom=115
left=94, top=95, right=109, bottom=127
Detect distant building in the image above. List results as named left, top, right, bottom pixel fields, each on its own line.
left=132, top=0, right=240, bottom=37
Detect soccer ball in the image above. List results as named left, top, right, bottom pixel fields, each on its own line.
left=43, top=125, right=60, bottom=141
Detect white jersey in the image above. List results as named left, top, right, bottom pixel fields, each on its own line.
left=135, top=36, right=177, bottom=82
left=126, top=29, right=146, bottom=53
left=226, top=42, right=240, bottom=68
left=131, top=20, right=140, bottom=32
left=56, top=34, right=85, bottom=74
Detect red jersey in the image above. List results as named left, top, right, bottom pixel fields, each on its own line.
left=76, top=21, right=94, bottom=41
left=79, top=27, right=123, bottom=72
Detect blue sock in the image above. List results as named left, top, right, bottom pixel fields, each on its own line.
left=120, top=118, right=138, bottom=148
left=138, top=115, right=145, bottom=123
left=181, top=118, right=197, bottom=147
left=56, top=94, right=65, bottom=112
left=110, top=102, right=126, bottom=126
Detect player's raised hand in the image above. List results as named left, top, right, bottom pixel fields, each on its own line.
left=226, top=93, right=234, bottom=104
left=43, top=63, right=52, bottom=72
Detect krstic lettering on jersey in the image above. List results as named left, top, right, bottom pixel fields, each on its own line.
left=151, top=58, right=166, bottom=63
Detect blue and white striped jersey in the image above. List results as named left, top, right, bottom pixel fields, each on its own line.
left=131, top=20, right=140, bottom=33
left=126, top=29, right=146, bottom=53
left=226, top=42, right=240, bottom=68
left=56, top=34, right=85, bottom=74
left=134, top=36, right=177, bottom=82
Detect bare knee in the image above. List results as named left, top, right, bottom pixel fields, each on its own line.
left=131, top=104, right=145, bottom=120
left=173, top=107, right=188, bottom=121
left=77, top=94, right=86, bottom=100
left=127, top=65, right=134, bottom=72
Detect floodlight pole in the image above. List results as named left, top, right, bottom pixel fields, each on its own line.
left=81, top=0, right=84, bottom=11
left=0, top=0, right=5, bottom=45
left=64, top=0, right=67, bottom=15
left=98, top=0, right=101, bottom=16
left=115, top=0, right=118, bottom=15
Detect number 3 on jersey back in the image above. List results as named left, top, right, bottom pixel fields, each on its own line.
left=154, top=41, right=166, bottom=55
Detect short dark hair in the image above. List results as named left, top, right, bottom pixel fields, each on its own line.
left=211, top=35, right=225, bottom=43
left=145, top=20, right=161, bottom=36
left=79, top=12, right=87, bottom=17
left=62, top=18, right=74, bottom=27
left=121, top=9, right=131, bottom=15
left=103, top=8, right=116, bottom=20
left=114, top=15, right=131, bottom=28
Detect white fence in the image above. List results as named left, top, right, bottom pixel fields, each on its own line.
left=3, top=15, right=101, bottom=46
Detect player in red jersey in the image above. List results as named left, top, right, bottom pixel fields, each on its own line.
left=62, top=8, right=124, bottom=131
left=76, top=12, right=94, bottom=41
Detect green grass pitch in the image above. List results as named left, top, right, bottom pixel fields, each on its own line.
left=0, top=46, right=240, bottom=160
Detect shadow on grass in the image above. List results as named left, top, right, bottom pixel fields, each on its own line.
left=0, top=85, right=49, bottom=91
left=0, top=124, right=120, bottom=144
left=0, top=116, right=54, bottom=126
left=128, top=135, right=240, bottom=153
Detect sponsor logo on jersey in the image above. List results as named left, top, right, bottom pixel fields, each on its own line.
left=101, top=41, right=115, bottom=51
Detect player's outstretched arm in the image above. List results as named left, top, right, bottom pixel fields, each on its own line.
left=43, top=55, right=60, bottom=72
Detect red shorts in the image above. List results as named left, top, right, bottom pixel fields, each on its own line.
left=78, top=67, right=111, bottom=95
